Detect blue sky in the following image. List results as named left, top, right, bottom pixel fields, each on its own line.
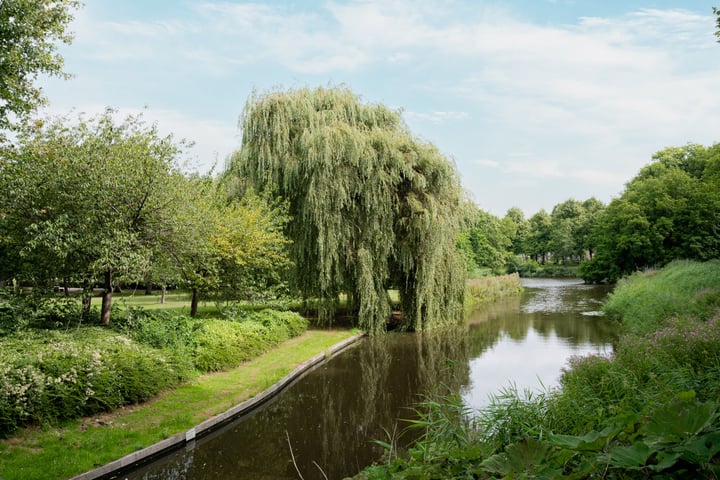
left=40, top=1, right=720, bottom=217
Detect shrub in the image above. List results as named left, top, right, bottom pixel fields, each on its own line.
left=113, top=308, right=200, bottom=351
left=0, top=328, right=194, bottom=436
left=0, top=293, right=85, bottom=336
left=0, top=303, right=308, bottom=436
left=192, top=310, right=308, bottom=372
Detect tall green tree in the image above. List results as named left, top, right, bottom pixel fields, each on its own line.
left=462, top=207, right=511, bottom=273
left=549, top=199, right=584, bottom=262
left=577, top=197, right=605, bottom=260
left=502, top=207, right=528, bottom=256
left=231, top=86, right=466, bottom=334
left=0, top=109, right=188, bottom=324
left=0, top=0, right=80, bottom=132
left=582, top=144, right=720, bottom=283
left=526, top=210, right=552, bottom=263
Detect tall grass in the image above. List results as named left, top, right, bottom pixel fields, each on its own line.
left=464, top=273, right=523, bottom=314
left=603, top=259, right=720, bottom=335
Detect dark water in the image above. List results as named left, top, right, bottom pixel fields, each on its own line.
left=123, top=278, right=615, bottom=480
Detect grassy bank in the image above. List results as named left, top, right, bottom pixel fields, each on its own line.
left=464, top=273, right=523, bottom=314
left=0, top=328, right=356, bottom=480
left=356, top=260, right=720, bottom=479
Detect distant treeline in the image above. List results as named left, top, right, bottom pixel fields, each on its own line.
left=460, top=143, right=720, bottom=283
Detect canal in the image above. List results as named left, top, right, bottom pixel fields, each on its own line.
left=123, top=278, right=616, bottom=479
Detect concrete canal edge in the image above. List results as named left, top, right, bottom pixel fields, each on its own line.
left=69, top=332, right=366, bottom=480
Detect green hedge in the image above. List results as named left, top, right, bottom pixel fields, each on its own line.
left=0, top=328, right=194, bottom=435
left=0, top=307, right=308, bottom=436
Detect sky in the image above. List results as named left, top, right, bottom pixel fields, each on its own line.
left=39, top=0, right=720, bottom=217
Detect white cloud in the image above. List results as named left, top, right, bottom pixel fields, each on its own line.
left=405, top=110, right=470, bottom=123
left=472, top=159, right=500, bottom=168
left=42, top=1, right=720, bottom=216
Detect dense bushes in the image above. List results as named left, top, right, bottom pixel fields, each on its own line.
left=357, top=260, right=720, bottom=479
left=0, top=306, right=308, bottom=436
left=0, top=328, right=195, bottom=435
left=505, top=257, right=579, bottom=278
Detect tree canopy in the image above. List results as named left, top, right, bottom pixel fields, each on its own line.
left=0, top=109, right=293, bottom=323
left=581, top=143, right=720, bottom=283
left=0, top=109, right=190, bottom=323
left=0, top=0, right=80, bottom=132
left=230, top=86, right=466, bottom=334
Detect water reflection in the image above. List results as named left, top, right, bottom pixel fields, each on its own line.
left=124, top=279, right=616, bottom=480
left=461, top=279, right=615, bottom=408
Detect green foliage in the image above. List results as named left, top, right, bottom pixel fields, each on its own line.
left=192, top=311, right=308, bottom=372
left=232, top=86, right=466, bottom=334
left=460, top=206, right=512, bottom=273
left=0, top=301, right=307, bottom=436
left=0, top=0, right=80, bottom=131
left=113, top=308, right=201, bottom=351
left=525, top=209, right=552, bottom=262
left=0, top=109, right=190, bottom=324
left=0, top=292, right=84, bottom=334
left=0, top=328, right=195, bottom=436
left=602, top=259, right=720, bottom=334
left=583, top=144, right=720, bottom=283
left=115, top=306, right=307, bottom=372
left=502, top=207, right=529, bottom=256
left=505, top=257, right=579, bottom=278
left=464, top=274, right=523, bottom=314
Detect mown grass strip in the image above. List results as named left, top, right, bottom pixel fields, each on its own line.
left=0, top=328, right=358, bottom=480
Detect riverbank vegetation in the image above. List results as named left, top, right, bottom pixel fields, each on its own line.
left=0, top=302, right=308, bottom=436
left=356, top=260, right=720, bottom=479
left=463, top=274, right=523, bottom=314
left=0, top=328, right=356, bottom=480
left=459, top=142, right=720, bottom=284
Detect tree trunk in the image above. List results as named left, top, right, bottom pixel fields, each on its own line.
left=145, top=273, right=153, bottom=295
left=190, top=287, right=199, bottom=317
left=63, top=277, right=70, bottom=296
left=81, top=281, right=93, bottom=321
left=160, top=285, right=166, bottom=304
left=101, top=269, right=113, bottom=325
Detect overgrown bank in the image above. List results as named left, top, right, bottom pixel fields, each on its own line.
left=464, top=273, right=523, bottom=314
left=355, top=260, right=720, bottom=479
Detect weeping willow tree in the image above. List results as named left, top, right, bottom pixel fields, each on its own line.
left=230, top=86, right=466, bottom=334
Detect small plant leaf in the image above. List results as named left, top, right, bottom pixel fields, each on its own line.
left=648, top=450, right=682, bottom=472
left=674, top=431, right=720, bottom=464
